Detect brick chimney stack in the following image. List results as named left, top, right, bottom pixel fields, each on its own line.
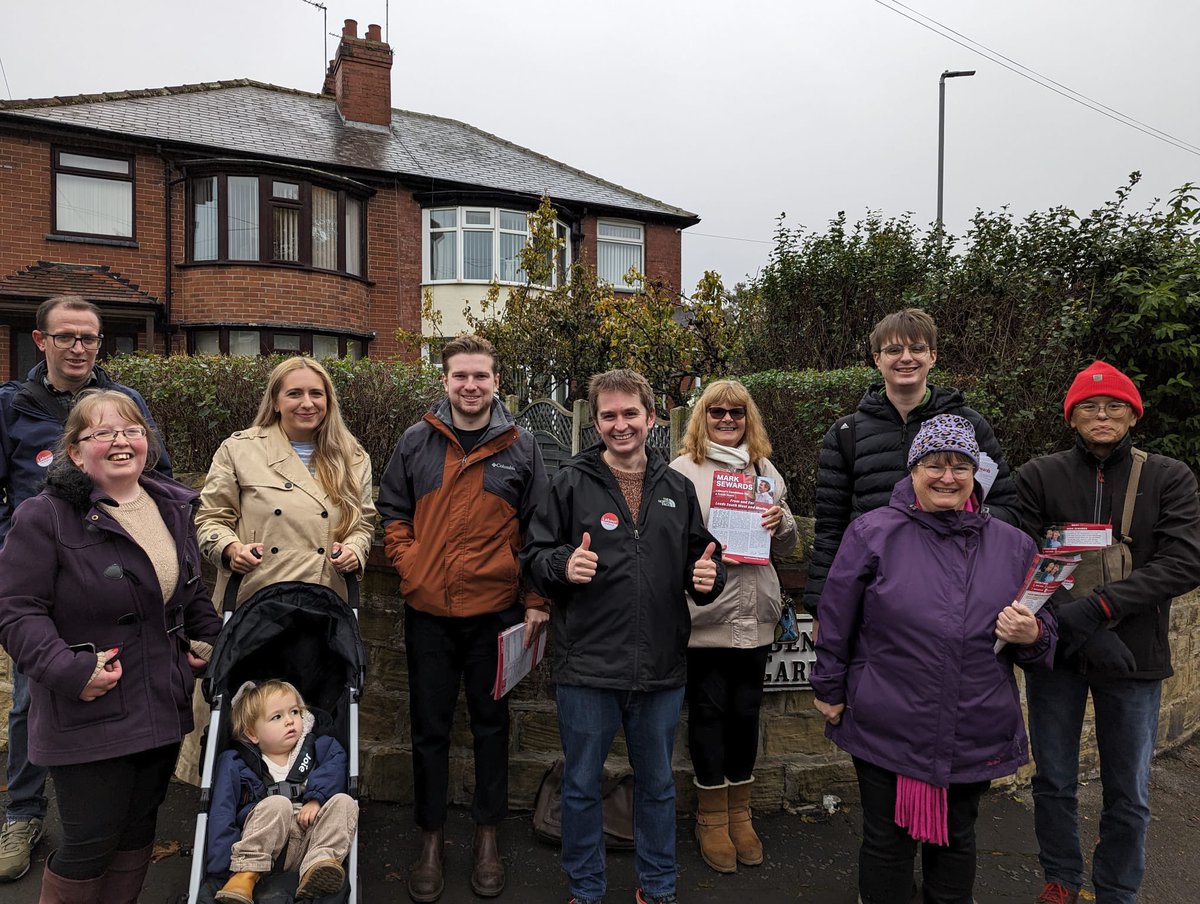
left=324, top=18, right=393, bottom=127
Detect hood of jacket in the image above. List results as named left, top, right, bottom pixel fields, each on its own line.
left=858, top=382, right=966, bottom=424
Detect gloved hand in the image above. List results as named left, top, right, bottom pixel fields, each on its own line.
left=1080, top=629, right=1136, bottom=676
left=1054, top=595, right=1109, bottom=656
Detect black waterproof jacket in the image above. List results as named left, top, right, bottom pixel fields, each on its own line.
left=1016, top=434, right=1200, bottom=680
left=521, top=444, right=725, bottom=691
left=803, top=383, right=1019, bottom=617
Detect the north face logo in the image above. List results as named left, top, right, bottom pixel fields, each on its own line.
left=657, top=497, right=676, bottom=508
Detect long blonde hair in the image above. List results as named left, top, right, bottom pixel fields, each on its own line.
left=679, top=379, right=773, bottom=465
left=253, top=358, right=365, bottom=539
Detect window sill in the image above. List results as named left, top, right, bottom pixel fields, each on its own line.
left=176, top=260, right=372, bottom=286
left=45, top=233, right=139, bottom=249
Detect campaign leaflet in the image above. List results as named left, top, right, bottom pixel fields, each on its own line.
left=492, top=622, right=547, bottom=700
left=707, top=470, right=774, bottom=566
left=993, top=552, right=1081, bottom=653
left=1039, top=521, right=1113, bottom=553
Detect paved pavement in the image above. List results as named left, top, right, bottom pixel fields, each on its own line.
left=4, top=736, right=1198, bottom=903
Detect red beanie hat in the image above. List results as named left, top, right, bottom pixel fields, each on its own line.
left=1063, top=361, right=1144, bottom=422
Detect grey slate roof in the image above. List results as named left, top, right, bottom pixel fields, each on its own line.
left=0, top=80, right=698, bottom=222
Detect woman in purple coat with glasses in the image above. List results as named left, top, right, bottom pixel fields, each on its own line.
left=811, top=414, right=1057, bottom=904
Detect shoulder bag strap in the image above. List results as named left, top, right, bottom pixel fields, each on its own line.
left=1120, top=448, right=1147, bottom=542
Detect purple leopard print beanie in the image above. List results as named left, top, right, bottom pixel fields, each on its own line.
left=906, top=414, right=979, bottom=468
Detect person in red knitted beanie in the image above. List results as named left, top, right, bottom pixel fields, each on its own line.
left=1017, top=361, right=1200, bottom=904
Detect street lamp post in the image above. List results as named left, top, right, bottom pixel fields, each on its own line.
left=936, top=69, right=976, bottom=236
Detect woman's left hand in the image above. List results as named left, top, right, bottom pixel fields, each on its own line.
left=814, top=698, right=844, bottom=726
left=330, top=543, right=360, bottom=574
left=186, top=651, right=209, bottom=678
left=760, top=505, right=785, bottom=532
left=995, top=603, right=1040, bottom=645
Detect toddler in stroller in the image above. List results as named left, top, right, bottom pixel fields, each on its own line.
left=209, top=680, right=358, bottom=902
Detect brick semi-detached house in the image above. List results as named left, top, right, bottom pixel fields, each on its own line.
left=0, top=19, right=698, bottom=380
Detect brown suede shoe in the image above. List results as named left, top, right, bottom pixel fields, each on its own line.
left=471, top=824, right=506, bottom=897
left=408, top=829, right=445, bottom=903
left=215, top=871, right=262, bottom=904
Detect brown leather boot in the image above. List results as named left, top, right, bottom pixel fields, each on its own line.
left=693, top=780, right=737, bottom=874
left=407, top=829, right=444, bottom=903
left=104, top=844, right=154, bottom=904
left=727, top=777, right=763, bottom=866
left=471, top=824, right=506, bottom=897
left=215, top=870, right=262, bottom=904
left=37, top=862, right=105, bottom=904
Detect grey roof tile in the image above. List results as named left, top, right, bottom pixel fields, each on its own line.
left=1, top=81, right=697, bottom=221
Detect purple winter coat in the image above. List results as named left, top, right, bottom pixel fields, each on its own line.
left=0, top=463, right=221, bottom=767
left=810, top=477, right=1056, bottom=787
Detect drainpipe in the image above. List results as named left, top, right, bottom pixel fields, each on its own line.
left=159, top=147, right=173, bottom=355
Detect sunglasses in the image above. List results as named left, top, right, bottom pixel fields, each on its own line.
left=707, top=406, right=747, bottom=420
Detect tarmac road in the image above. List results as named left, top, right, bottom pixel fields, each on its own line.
left=4, top=735, right=1198, bottom=903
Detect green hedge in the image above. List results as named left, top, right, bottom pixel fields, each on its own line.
left=105, top=354, right=443, bottom=476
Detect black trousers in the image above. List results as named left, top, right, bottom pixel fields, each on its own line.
left=853, top=757, right=989, bottom=904
left=685, top=645, right=771, bottom=786
left=47, top=743, right=179, bottom=880
left=405, top=604, right=523, bottom=830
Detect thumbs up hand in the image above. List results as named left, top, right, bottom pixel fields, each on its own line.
left=692, top=542, right=719, bottom=593
left=567, top=531, right=599, bottom=584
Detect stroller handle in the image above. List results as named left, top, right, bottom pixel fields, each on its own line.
left=222, top=569, right=361, bottom=611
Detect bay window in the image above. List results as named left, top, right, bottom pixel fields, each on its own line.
left=188, top=172, right=367, bottom=277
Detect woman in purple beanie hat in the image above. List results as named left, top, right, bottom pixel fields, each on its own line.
left=811, top=414, right=1058, bottom=904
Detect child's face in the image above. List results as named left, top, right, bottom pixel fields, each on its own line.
left=246, top=690, right=303, bottom=757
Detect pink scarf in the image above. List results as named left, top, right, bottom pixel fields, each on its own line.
left=895, top=775, right=948, bottom=846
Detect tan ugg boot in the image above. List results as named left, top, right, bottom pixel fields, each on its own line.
left=694, top=780, right=737, bottom=873
left=727, top=777, right=763, bottom=866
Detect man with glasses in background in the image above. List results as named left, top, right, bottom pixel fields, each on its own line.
left=0, top=295, right=171, bottom=882
left=1017, top=361, right=1200, bottom=904
left=803, top=308, right=1019, bottom=632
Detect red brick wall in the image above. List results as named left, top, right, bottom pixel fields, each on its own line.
left=0, top=132, right=170, bottom=299
left=578, top=214, right=684, bottom=298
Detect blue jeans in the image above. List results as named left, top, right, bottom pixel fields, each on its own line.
left=1026, top=669, right=1161, bottom=904
left=555, top=684, right=685, bottom=902
left=5, top=667, right=49, bottom=822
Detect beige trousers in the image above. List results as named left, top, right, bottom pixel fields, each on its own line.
left=229, top=793, right=358, bottom=876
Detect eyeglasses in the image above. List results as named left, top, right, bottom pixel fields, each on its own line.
left=78, top=427, right=148, bottom=443
left=707, top=406, right=747, bottom=421
left=919, top=463, right=975, bottom=479
left=44, top=332, right=104, bottom=350
left=1074, top=401, right=1131, bottom=417
left=879, top=343, right=931, bottom=358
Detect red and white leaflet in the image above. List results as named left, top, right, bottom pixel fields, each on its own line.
left=994, top=552, right=1080, bottom=653
left=707, top=470, right=773, bottom=565
left=492, top=623, right=548, bottom=700
left=1040, top=521, right=1113, bottom=553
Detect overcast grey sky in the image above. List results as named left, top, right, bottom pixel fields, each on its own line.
left=3, top=0, right=1197, bottom=294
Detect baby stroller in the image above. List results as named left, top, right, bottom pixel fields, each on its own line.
left=186, top=575, right=366, bottom=904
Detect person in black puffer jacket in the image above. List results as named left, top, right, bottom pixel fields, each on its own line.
left=803, top=309, right=1019, bottom=621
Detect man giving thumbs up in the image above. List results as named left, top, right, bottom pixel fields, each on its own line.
left=522, top=369, right=725, bottom=904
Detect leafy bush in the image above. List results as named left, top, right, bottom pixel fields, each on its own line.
left=105, top=354, right=443, bottom=476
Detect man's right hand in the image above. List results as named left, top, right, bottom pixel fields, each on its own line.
left=224, top=540, right=265, bottom=574
left=567, top=532, right=598, bottom=584
left=1081, top=629, right=1136, bottom=675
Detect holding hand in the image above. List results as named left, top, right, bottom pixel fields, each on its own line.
left=691, top=542, right=718, bottom=592
left=296, top=800, right=321, bottom=830
left=80, top=648, right=122, bottom=701
left=523, top=605, right=550, bottom=649
left=224, top=540, right=265, bottom=574
left=995, top=603, right=1040, bottom=645
left=815, top=698, right=844, bottom=726
left=1081, top=630, right=1136, bottom=675
left=567, top=532, right=598, bottom=584
left=330, top=543, right=360, bottom=574
left=760, top=504, right=785, bottom=533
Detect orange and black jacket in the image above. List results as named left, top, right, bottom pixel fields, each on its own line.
left=377, top=399, right=548, bottom=616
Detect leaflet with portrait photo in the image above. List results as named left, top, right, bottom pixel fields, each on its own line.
left=706, top=470, right=773, bottom=565
left=993, top=552, right=1081, bottom=653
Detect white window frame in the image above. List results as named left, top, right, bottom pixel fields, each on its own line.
left=423, top=207, right=571, bottom=287
left=596, top=219, right=644, bottom=291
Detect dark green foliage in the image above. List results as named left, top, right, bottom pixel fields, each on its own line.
left=105, top=354, right=443, bottom=476
left=744, top=177, right=1200, bottom=475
